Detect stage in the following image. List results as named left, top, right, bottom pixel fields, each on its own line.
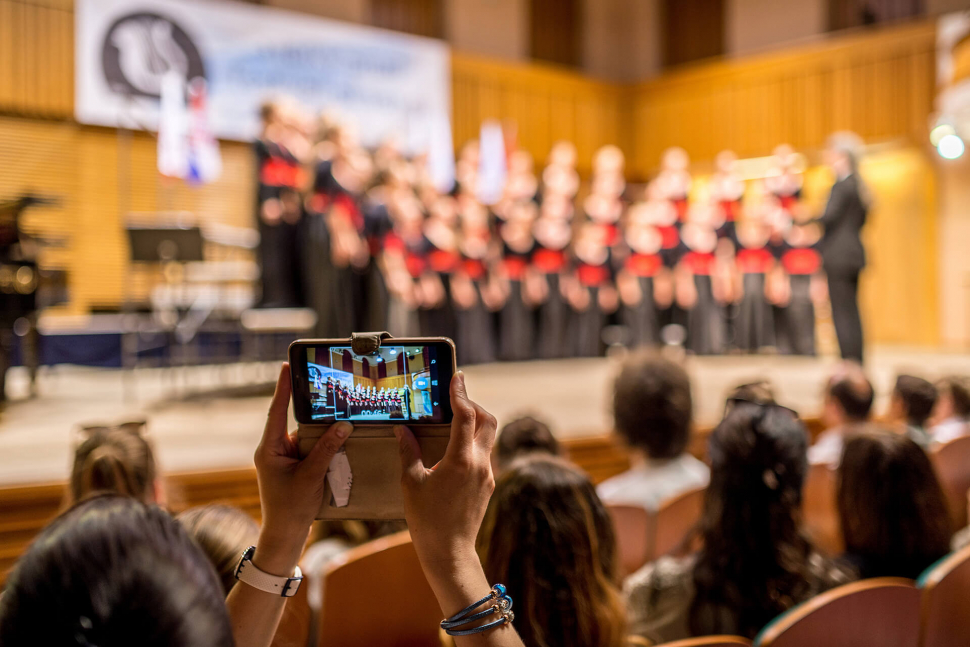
left=1, top=346, right=969, bottom=486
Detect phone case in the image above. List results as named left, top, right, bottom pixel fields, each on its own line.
left=293, top=333, right=454, bottom=520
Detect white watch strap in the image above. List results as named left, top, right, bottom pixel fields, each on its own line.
left=235, top=547, right=303, bottom=597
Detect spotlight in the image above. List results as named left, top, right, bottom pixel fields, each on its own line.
left=938, top=134, right=965, bottom=160
left=930, top=123, right=956, bottom=147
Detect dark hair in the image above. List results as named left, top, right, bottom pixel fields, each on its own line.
left=477, top=456, right=626, bottom=647
left=690, top=404, right=817, bottom=639
left=70, top=428, right=157, bottom=504
left=837, top=431, right=952, bottom=579
left=724, top=380, right=776, bottom=415
left=0, top=495, right=232, bottom=647
left=177, top=505, right=260, bottom=595
left=894, top=375, right=938, bottom=427
left=613, top=352, right=692, bottom=459
left=827, top=365, right=874, bottom=422
left=937, top=375, right=970, bottom=418
left=496, top=416, right=560, bottom=469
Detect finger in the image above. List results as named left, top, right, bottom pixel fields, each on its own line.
left=262, top=363, right=292, bottom=450
left=471, top=401, right=498, bottom=455
left=394, top=425, right=425, bottom=484
left=445, top=371, right=476, bottom=463
left=305, top=422, right=353, bottom=471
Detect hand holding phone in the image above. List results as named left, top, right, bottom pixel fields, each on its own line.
left=289, top=338, right=455, bottom=426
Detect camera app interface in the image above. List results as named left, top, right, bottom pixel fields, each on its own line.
left=306, top=345, right=443, bottom=422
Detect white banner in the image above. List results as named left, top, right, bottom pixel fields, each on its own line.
left=75, top=0, right=451, bottom=150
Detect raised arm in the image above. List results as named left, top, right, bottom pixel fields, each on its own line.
left=226, top=364, right=352, bottom=647
left=395, top=372, right=526, bottom=647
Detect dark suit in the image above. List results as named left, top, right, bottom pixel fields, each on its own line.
left=819, top=174, right=867, bottom=363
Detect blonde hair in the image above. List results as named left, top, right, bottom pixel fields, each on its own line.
left=177, top=505, right=260, bottom=594
left=70, top=428, right=157, bottom=504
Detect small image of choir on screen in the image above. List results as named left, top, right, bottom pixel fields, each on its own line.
left=306, top=346, right=435, bottom=422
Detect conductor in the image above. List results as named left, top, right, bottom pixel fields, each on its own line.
left=819, top=134, right=868, bottom=364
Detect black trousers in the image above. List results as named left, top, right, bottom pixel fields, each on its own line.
left=827, top=273, right=863, bottom=363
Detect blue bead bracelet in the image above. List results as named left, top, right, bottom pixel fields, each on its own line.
left=440, top=584, right=514, bottom=636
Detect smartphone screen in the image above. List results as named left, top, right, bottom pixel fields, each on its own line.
left=290, top=340, right=454, bottom=425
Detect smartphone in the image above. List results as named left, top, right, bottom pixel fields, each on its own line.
left=289, top=338, right=455, bottom=426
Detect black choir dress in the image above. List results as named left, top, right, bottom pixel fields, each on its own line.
left=455, top=254, right=497, bottom=365
left=254, top=139, right=303, bottom=308
left=734, top=244, right=776, bottom=352
left=680, top=249, right=725, bottom=355
left=622, top=252, right=663, bottom=348
left=658, top=223, right=687, bottom=331
left=303, top=162, right=337, bottom=336
left=498, top=241, right=536, bottom=362
left=383, top=230, right=427, bottom=337
left=570, top=254, right=613, bottom=358
left=361, top=198, right=393, bottom=332
left=776, top=243, right=821, bottom=356
left=419, top=240, right=461, bottom=344
left=532, top=245, right=571, bottom=359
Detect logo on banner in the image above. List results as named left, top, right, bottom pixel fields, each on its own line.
left=101, top=12, right=205, bottom=99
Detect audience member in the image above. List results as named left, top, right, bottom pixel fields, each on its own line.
left=69, top=424, right=159, bottom=504
left=808, top=362, right=874, bottom=466
left=177, top=504, right=260, bottom=594
left=597, top=353, right=709, bottom=511
left=2, top=366, right=524, bottom=647
left=837, top=431, right=952, bottom=579
left=930, top=375, right=970, bottom=444
left=889, top=374, right=938, bottom=449
left=0, top=495, right=234, bottom=646
left=477, top=455, right=627, bottom=647
left=625, top=403, right=853, bottom=643
left=493, top=415, right=561, bottom=473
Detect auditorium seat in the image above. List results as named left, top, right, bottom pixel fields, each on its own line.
left=608, top=485, right=706, bottom=577
left=753, top=578, right=921, bottom=647
left=801, top=462, right=843, bottom=555
left=917, top=544, right=970, bottom=647
left=929, top=435, right=970, bottom=531
left=654, top=637, right=752, bottom=647
left=654, top=485, right=705, bottom=558
left=608, top=504, right=653, bottom=578
left=316, top=530, right=441, bottom=647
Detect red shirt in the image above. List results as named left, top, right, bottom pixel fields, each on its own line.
left=682, top=251, right=716, bottom=276
left=625, top=253, right=662, bottom=278
left=782, top=248, right=821, bottom=275
left=736, top=247, right=774, bottom=274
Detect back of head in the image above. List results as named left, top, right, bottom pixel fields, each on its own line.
left=0, top=495, right=232, bottom=647
left=613, top=352, right=692, bottom=459
left=826, top=362, right=874, bottom=424
left=495, top=416, right=560, bottom=471
left=70, top=428, right=157, bottom=504
left=724, top=380, right=777, bottom=414
left=177, top=504, right=260, bottom=595
left=936, top=375, right=970, bottom=420
left=691, top=403, right=811, bottom=638
left=837, top=430, right=951, bottom=578
left=894, top=374, right=938, bottom=427
left=938, top=375, right=970, bottom=418
left=478, top=455, right=625, bottom=647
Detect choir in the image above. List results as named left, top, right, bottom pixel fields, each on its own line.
left=255, top=100, right=826, bottom=364
left=318, top=376, right=410, bottom=420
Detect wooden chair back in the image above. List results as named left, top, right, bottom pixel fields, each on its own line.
left=754, top=578, right=921, bottom=647
left=655, top=637, right=752, bottom=647
left=930, top=435, right=970, bottom=531
left=917, top=544, right=970, bottom=647
left=801, top=462, right=843, bottom=555
left=654, top=485, right=705, bottom=559
left=318, top=530, right=441, bottom=647
left=607, top=503, right=654, bottom=578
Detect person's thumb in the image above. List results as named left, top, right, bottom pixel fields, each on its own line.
left=394, top=425, right=425, bottom=485
left=305, top=422, right=353, bottom=471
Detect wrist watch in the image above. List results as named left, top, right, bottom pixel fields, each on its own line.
left=234, top=546, right=304, bottom=597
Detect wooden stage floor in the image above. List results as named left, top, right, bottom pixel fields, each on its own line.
left=1, top=346, right=969, bottom=486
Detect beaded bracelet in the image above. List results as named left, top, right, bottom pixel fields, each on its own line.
left=440, top=584, right=515, bottom=636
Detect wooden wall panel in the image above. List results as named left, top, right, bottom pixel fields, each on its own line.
left=630, top=21, right=937, bottom=174
left=0, top=0, right=73, bottom=118
left=451, top=53, right=631, bottom=175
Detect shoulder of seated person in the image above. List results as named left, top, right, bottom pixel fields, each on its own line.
left=808, top=551, right=858, bottom=590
